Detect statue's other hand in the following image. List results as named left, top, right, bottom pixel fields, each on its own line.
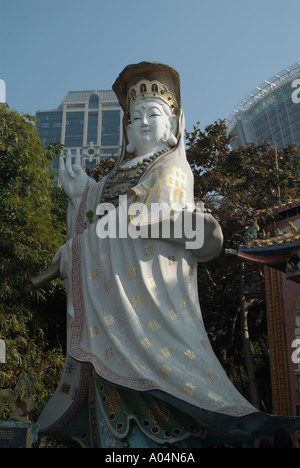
left=53, top=245, right=65, bottom=264
left=59, top=148, right=88, bottom=199
left=53, top=243, right=69, bottom=280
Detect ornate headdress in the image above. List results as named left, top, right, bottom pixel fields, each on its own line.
left=113, top=62, right=181, bottom=118
left=127, top=79, right=178, bottom=114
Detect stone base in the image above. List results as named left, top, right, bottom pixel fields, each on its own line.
left=0, top=421, right=39, bottom=448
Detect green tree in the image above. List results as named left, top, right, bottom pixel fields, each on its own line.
left=0, top=104, right=66, bottom=418
left=85, top=155, right=117, bottom=182
left=186, top=120, right=299, bottom=212
left=186, top=120, right=300, bottom=410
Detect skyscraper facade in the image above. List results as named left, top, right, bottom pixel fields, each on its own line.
left=228, top=62, right=300, bottom=149
left=36, top=89, right=123, bottom=180
left=230, top=63, right=300, bottom=423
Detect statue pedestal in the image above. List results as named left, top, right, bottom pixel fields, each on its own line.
left=0, top=421, right=39, bottom=448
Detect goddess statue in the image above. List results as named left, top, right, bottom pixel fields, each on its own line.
left=37, top=62, right=300, bottom=448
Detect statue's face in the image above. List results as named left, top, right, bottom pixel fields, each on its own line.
left=128, top=99, right=175, bottom=154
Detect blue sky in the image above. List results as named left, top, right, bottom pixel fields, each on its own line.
left=1, top=0, right=300, bottom=132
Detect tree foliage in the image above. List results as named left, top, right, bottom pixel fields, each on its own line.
left=186, top=120, right=300, bottom=409
left=0, top=104, right=67, bottom=418
left=187, top=120, right=299, bottom=213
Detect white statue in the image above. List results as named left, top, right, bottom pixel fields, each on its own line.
left=0, top=373, right=35, bottom=422
left=37, top=62, right=300, bottom=448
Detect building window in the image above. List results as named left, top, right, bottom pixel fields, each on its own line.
left=87, top=112, right=98, bottom=145
left=84, top=158, right=98, bottom=170
left=101, top=110, right=120, bottom=146
left=65, top=112, right=84, bottom=147
left=67, top=103, right=85, bottom=109
left=89, top=94, right=99, bottom=109
left=36, top=111, right=62, bottom=146
left=102, top=101, right=120, bottom=107
left=100, top=147, right=120, bottom=155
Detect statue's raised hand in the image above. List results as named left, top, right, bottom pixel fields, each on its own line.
left=59, top=148, right=88, bottom=199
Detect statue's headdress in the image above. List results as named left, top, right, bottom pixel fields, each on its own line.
left=126, top=79, right=178, bottom=114
left=113, top=62, right=181, bottom=120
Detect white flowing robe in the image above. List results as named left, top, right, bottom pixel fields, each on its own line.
left=63, top=150, right=254, bottom=412
left=38, top=137, right=261, bottom=441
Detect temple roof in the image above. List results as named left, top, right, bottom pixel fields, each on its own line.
left=237, top=199, right=300, bottom=283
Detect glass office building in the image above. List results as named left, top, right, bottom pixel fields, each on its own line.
left=36, top=89, right=123, bottom=180
left=228, top=62, right=300, bottom=149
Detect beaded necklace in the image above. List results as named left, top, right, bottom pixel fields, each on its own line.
left=101, top=148, right=169, bottom=206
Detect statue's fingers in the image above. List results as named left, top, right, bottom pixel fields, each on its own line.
left=65, top=149, right=74, bottom=178
left=75, top=148, right=81, bottom=166
left=59, top=154, right=65, bottom=172
left=73, top=148, right=82, bottom=174
left=73, top=165, right=82, bottom=174
left=65, top=149, right=72, bottom=170
left=59, top=154, right=69, bottom=183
